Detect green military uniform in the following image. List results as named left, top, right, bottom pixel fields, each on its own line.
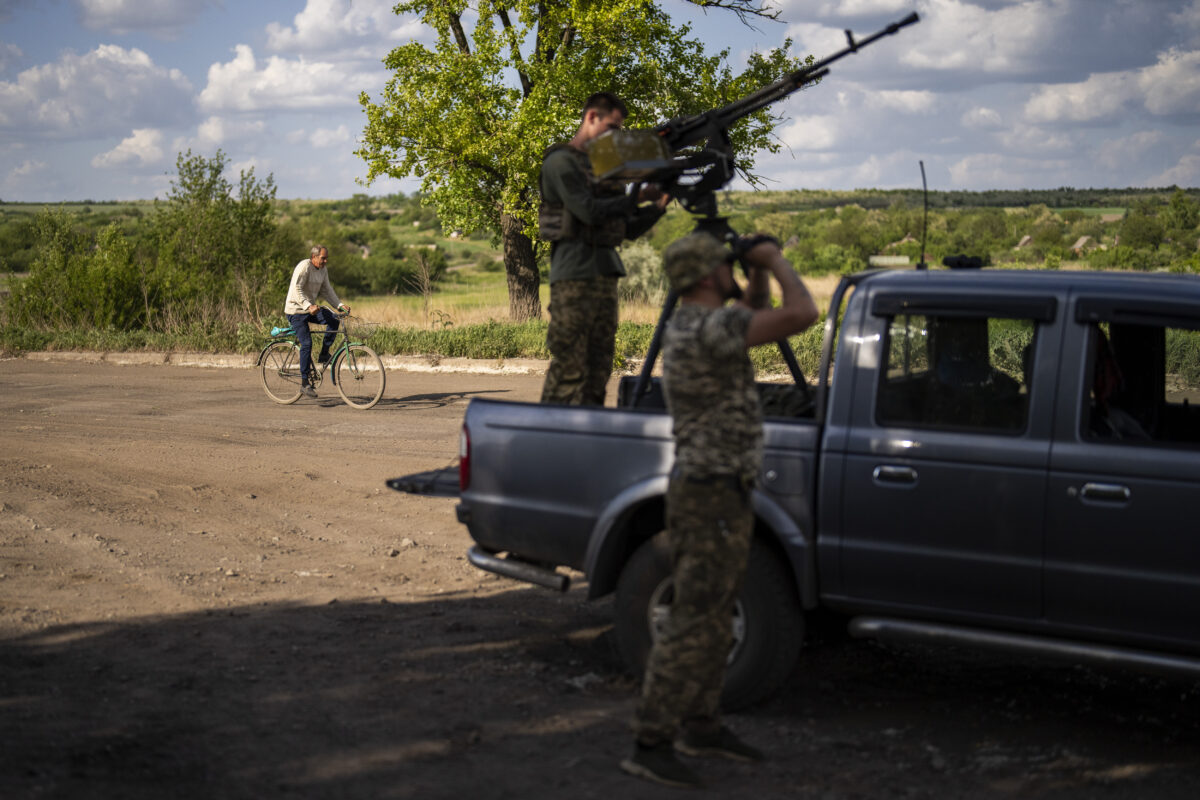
left=632, top=297, right=761, bottom=747
left=539, top=145, right=663, bottom=406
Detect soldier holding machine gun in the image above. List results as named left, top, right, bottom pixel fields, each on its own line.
left=538, top=92, right=671, bottom=407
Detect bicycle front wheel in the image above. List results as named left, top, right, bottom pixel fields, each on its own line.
left=334, top=344, right=386, bottom=409
left=260, top=341, right=303, bottom=404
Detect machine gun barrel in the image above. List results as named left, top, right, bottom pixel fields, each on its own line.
left=657, top=11, right=919, bottom=150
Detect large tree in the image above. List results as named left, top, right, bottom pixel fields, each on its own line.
left=357, top=0, right=803, bottom=320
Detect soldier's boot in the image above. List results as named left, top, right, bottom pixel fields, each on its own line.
left=620, top=741, right=702, bottom=788
left=675, top=726, right=764, bottom=762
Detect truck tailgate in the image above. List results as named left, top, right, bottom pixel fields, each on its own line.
left=386, top=466, right=460, bottom=498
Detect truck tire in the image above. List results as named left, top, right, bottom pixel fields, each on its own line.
left=613, top=532, right=804, bottom=710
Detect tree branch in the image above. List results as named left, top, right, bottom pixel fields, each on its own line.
left=685, top=0, right=782, bottom=25
left=496, top=7, right=532, bottom=96
left=448, top=11, right=470, bottom=53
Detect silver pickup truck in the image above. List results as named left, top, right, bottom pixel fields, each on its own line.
left=392, top=267, right=1200, bottom=708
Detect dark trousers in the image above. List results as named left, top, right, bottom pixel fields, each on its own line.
left=288, top=308, right=339, bottom=383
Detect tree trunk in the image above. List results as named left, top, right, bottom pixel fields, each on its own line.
left=501, top=212, right=541, bottom=321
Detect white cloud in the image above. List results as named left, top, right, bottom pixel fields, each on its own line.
left=166, top=116, right=269, bottom=163
left=1170, top=0, right=1200, bottom=46
left=777, top=0, right=911, bottom=18
left=198, top=44, right=378, bottom=112
left=1145, top=151, right=1200, bottom=187
left=1023, top=71, right=1136, bottom=124
left=783, top=0, right=1191, bottom=92
left=961, top=106, right=1003, bottom=130
left=1, top=157, right=57, bottom=198
left=864, top=89, right=936, bottom=114
left=947, top=152, right=1072, bottom=190
left=0, top=43, right=21, bottom=76
left=310, top=125, right=351, bottom=148
left=779, top=115, right=840, bottom=150
left=996, top=124, right=1075, bottom=154
left=196, top=116, right=266, bottom=146
left=229, top=156, right=265, bottom=179
left=91, top=128, right=165, bottom=168
left=0, top=45, right=193, bottom=138
left=1096, top=130, right=1166, bottom=170
left=10, top=157, right=46, bottom=178
left=264, top=0, right=425, bottom=57
left=74, top=0, right=218, bottom=39
left=1138, top=48, right=1200, bottom=117
left=1025, top=48, right=1200, bottom=125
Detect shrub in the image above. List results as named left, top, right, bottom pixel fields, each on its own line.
left=618, top=239, right=667, bottom=304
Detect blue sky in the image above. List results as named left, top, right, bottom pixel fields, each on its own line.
left=0, top=0, right=1198, bottom=202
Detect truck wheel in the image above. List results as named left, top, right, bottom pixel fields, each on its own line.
left=613, top=532, right=804, bottom=710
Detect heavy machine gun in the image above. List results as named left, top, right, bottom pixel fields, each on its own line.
left=589, top=11, right=920, bottom=245
left=606, top=11, right=921, bottom=407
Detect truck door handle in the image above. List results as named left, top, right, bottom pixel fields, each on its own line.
left=1079, top=482, right=1131, bottom=503
left=873, top=465, right=917, bottom=485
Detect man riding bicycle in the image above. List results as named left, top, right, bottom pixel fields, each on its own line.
left=285, top=245, right=350, bottom=398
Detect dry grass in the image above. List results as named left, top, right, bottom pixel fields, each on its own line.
left=348, top=272, right=842, bottom=329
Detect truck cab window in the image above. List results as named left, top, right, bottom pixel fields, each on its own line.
left=877, top=313, right=1035, bottom=433
left=1086, top=321, right=1200, bottom=446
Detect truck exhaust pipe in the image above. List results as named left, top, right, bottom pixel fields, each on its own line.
left=468, top=546, right=570, bottom=592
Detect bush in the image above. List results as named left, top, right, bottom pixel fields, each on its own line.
left=475, top=251, right=503, bottom=272
left=618, top=239, right=667, bottom=304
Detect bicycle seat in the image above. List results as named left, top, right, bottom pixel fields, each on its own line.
left=270, top=326, right=293, bottom=337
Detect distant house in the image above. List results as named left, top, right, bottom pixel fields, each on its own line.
left=1070, top=235, right=1096, bottom=255
left=885, top=233, right=918, bottom=251
left=1014, top=234, right=1032, bottom=250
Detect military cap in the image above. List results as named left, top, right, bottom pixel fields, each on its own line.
left=662, top=233, right=732, bottom=292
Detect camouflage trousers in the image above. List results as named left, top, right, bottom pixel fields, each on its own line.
left=540, top=275, right=619, bottom=406
left=633, top=476, right=754, bottom=746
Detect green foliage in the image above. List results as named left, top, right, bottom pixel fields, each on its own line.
left=360, top=1, right=802, bottom=237
left=149, top=150, right=299, bottom=324
left=0, top=215, right=39, bottom=272
left=357, top=1, right=806, bottom=318
left=1119, top=208, right=1166, bottom=251
left=1166, top=327, right=1200, bottom=388
left=618, top=238, right=667, bottom=305
left=3, top=151, right=307, bottom=334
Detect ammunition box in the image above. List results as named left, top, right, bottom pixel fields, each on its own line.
left=587, top=129, right=673, bottom=182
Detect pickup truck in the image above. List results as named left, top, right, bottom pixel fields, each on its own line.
left=392, top=266, right=1200, bottom=708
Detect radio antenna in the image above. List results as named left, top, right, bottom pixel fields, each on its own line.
left=917, top=160, right=928, bottom=270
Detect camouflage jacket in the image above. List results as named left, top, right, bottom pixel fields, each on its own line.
left=662, top=303, right=762, bottom=484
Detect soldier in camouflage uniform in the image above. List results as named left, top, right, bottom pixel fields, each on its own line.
left=539, top=92, right=669, bottom=406
left=620, top=232, right=819, bottom=789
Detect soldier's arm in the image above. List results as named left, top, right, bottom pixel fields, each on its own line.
left=742, top=243, right=818, bottom=349
left=625, top=202, right=667, bottom=240
left=543, top=150, right=635, bottom=225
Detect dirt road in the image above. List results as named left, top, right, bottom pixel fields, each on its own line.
left=2, top=358, right=1199, bottom=799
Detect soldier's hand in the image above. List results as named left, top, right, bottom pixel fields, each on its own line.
left=738, top=234, right=783, bottom=268
left=637, top=183, right=664, bottom=203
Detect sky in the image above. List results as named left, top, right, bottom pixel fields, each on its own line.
left=0, top=0, right=1197, bottom=202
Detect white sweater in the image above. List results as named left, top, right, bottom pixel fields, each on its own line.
left=284, top=258, right=342, bottom=315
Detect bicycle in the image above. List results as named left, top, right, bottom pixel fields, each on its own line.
left=257, top=312, right=386, bottom=409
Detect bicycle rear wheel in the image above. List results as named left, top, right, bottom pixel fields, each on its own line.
left=334, top=344, right=385, bottom=409
left=260, top=341, right=304, bottom=404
